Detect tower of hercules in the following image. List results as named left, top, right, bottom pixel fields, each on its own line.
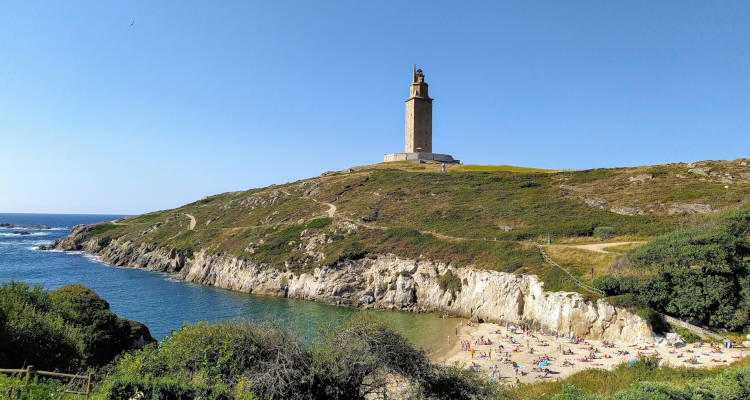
left=383, top=64, right=459, bottom=164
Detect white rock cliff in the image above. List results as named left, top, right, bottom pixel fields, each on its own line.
left=43, top=225, right=654, bottom=344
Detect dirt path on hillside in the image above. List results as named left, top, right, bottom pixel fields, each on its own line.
left=185, top=213, right=196, bottom=230
left=568, top=241, right=646, bottom=254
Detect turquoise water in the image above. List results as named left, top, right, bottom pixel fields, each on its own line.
left=0, top=213, right=457, bottom=353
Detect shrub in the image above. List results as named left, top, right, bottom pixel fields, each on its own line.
left=519, top=181, right=541, bottom=188
left=592, top=275, right=621, bottom=296
left=673, top=327, right=702, bottom=344
left=0, top=281, right=83, bottom=371
left=50, top=284, right=156, bottom=367
left=0, top=281, right=154, bottom=371
left=306, top=218, right=332, bottom=229
left=437, top=270, right=462, bottom=299
left=593, top=226, right=615, bottom=240
left=551, top=385, right=601, bottom=400
left=105, top=316, right=492, bottom=400
left=608, top=254, right=631, bottom=276
left=625, top=207, right=750, bottom=331
left=106, top=375, right=231, bottom=400
left=0, top=374, right=68, bottom=400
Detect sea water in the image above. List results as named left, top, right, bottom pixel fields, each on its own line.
left=0, top=213, right=458, bottom=354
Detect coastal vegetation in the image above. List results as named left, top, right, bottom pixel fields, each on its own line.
left=0, top=281, right=154, bottom=372
left=0, top=282, right=494, bottom=399
left=592, top=207, right=750, bottom=332
left=3, top=281, right=750, bottom=400
left=497, top=357, right=750, bottom=399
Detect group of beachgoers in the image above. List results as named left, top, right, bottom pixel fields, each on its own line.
left=447, top=320, right=749, bottom=389
left=664, top=341, right=748, bottom=365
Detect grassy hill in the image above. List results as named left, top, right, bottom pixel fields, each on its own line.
left=84, top=159, right=750, bottom=297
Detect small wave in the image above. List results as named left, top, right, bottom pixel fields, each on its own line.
left=0, top=232, right=51, bottom=237
left=24, top=240, right=53, bottom=250
left=83, top=253, right=103, bottom=263
left=0, top=226, right=66, bottom=231
left=41, top=249, right=84, bottom=255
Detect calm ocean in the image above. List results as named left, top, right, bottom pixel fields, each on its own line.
left=0, top=213, right=455, bottom=352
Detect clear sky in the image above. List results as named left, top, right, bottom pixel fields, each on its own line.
left=1, top=1, right=749, bottom=214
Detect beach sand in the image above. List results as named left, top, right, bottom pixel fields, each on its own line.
left=432, top=321, right=748, bottom=385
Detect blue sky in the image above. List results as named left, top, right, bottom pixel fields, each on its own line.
left=1, top=1, right=749, bottom=214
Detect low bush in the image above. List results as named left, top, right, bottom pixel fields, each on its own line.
left=593, top=226, right=615, bottom=240
left=106, top=375, right=231, bottom=400
left=306, top=217, right=332, bottom=229
left=592, top=275, right=621, bottom=296
left=673, top=326, right=702, bottom=344
left=437, top=270, right=462, bottom=299
left=0, top=374, right=69, bottom=400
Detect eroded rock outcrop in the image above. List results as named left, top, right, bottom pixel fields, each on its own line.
left=42, top=226, right=654, bottom=344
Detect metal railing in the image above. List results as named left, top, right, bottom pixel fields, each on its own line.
left=536, top=245, right=606, bottom=296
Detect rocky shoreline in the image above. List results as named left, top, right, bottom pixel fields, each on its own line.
left=41, top=224, right=655, bottom=344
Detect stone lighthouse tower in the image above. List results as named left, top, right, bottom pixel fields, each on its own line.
left=384, top=65, right=459, bottom=163
left=405, top=64, right=433, bottom=153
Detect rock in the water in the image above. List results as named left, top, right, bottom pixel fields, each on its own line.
left=1, top=223, right=49, bottom=229
left=12, top=231, right=31, bottom=235
left=25, top=224, right=50, bottom=229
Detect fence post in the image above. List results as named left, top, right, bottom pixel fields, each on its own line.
left=25, top=365, right=33, bottom=386
left=86, top=373, right=93, bottom=399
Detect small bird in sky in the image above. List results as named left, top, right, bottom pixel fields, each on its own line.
left=129, top=21, right=135, bottom=28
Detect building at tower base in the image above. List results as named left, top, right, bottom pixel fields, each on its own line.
left=383, top=152, right=459, bottom=163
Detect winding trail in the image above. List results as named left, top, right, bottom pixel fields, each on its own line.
left=185, top=213, right=196, bottom=230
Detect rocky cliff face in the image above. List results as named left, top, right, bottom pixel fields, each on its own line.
left=42, top=225, right=654, bottom=344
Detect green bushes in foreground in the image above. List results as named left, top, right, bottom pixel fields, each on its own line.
left=500, top=357, right=750, bottom=400
left=0, top=374, right=73, bottom=400
left=551, top=366, right=750, bottom=399
left=0, top=281, right=155, bottom=372
left=102, top=316, right=496, bottom=400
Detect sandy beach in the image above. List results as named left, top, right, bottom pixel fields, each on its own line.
left=433, top=321, right=749, bottom=385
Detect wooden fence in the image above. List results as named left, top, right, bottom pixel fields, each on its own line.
left=0, top=366, right=92, bottom=398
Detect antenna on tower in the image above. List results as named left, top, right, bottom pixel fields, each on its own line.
left=413, top=64, right=417, bottom=83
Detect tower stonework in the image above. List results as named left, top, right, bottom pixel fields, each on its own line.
left=384, top=65, right=459, bottom=164
left=405, top=65, right=433, bottom=153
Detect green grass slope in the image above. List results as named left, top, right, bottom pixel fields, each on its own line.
left=84, top=159, right=750, bottom=289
